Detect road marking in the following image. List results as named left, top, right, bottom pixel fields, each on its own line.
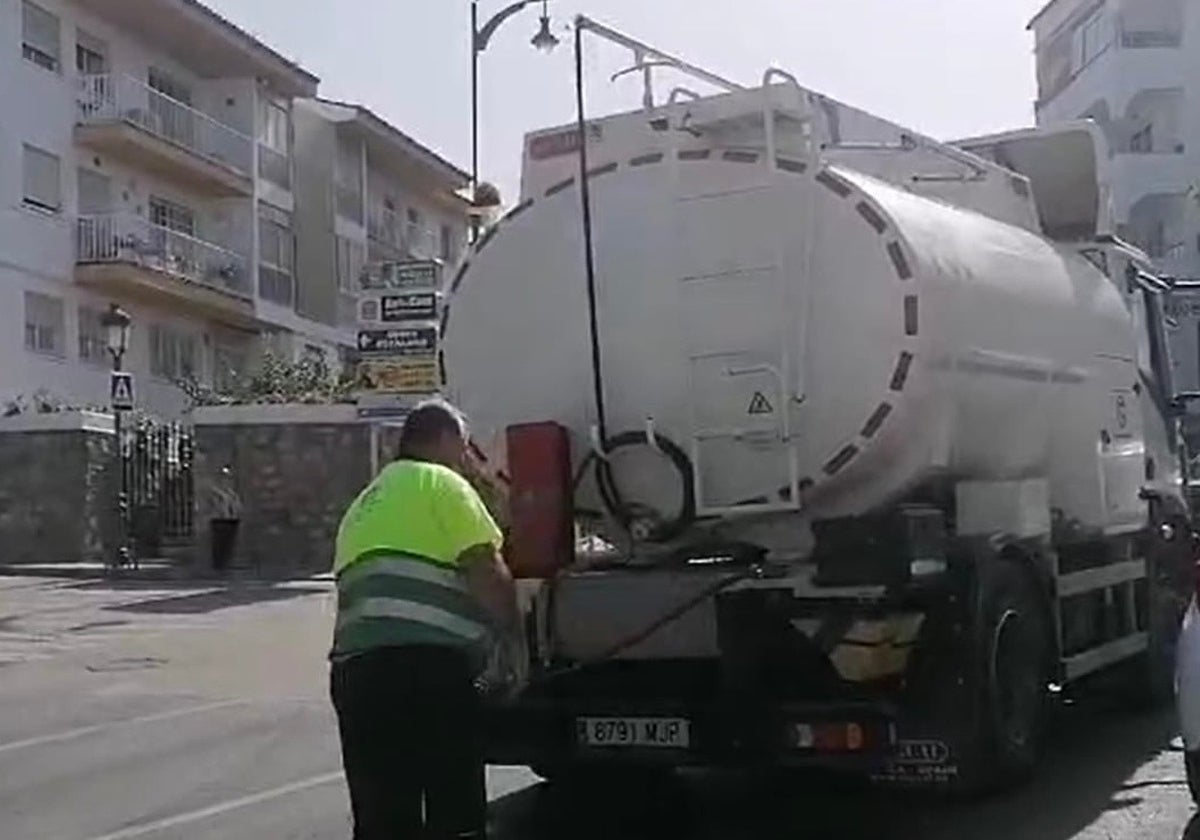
left=0, top=699, right=248, bottom=755
left=82, top=771, right=344, bottom=840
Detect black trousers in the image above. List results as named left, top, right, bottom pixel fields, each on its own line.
left=330, top=645, right=486, bottom=840
left=210, top=518, right=239, bottom=571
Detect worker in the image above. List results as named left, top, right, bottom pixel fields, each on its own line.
left=329, top=399, right=520, bottom=840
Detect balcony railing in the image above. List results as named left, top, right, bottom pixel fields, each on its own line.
left=257, top=144, right=291, bottom=190
left=76, top=213, right=250, bottom=298
left=77, top=74, right=253, bottom=176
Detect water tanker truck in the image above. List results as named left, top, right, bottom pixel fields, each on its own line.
left=441, top=19, right=1195, bottom=791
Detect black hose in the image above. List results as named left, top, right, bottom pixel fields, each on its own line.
left=530, top=565, right=755, bottom=686
left=589, top=431, right=697, bottom=544
left=573, top=21, right=609, bottom=446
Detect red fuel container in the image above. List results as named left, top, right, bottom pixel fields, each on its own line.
left=505, top=422, right=574, bottom=579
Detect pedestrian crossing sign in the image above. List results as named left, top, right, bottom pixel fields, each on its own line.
left=110, top=372, right=135, bottom=411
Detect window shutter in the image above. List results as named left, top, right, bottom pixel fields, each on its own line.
left=22, top=2, right=60, bottom=67
left=23, top=145, right=60, bottom=211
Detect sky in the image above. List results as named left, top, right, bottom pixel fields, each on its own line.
left=205, top=0, right=1051, bottom=203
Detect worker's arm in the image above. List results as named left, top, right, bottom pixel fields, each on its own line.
left=438, top=470, right=519, bottom=635
left=458, top=543, right=520, bottom=635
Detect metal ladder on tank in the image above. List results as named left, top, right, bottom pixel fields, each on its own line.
left=669, top=69, right=820, bottom=518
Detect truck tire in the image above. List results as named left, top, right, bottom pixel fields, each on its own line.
left=1188, top=750, right=1200, bottom=805
left=955, top=558, right=1053, bottom=793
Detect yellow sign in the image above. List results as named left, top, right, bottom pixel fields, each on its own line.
left=356, top=356, right=440, bottom=395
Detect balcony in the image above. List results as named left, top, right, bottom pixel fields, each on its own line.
left=367, top=206, right=403, bottom=250
left=337, top=183, right=364, bottom=225
left=258, top=144, right=291, bottom=191
left=75, top=213, right=256, bottom=327
left=367, top=206, right=441, bottom=261
left=76, top=74, right=254, bottom=197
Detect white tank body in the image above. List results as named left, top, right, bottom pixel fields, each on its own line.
left=443, top=150, right=1149, bottom=550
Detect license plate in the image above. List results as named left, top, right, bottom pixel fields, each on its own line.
left=577, top=717, right=690, bottom=748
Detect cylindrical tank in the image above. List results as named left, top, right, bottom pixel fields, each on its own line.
left=442, top=150, right=1135, bottom=546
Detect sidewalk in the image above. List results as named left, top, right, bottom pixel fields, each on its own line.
left=0, top=560, right=333, bottom=583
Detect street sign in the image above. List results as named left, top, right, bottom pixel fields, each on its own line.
left=110, top=372, right=135, bottom=411
left=358, top=292, right=440, bottom=325
left=355, top=357, right=440, bottom=395
left=357, top=326, right=438, bottom=356
left=369, top=260, right=442, bottom=291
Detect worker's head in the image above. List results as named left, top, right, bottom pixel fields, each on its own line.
left=396, top=399, right=469, bottom=470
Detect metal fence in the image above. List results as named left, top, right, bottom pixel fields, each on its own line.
left=121, top=421, right=195, bottom=552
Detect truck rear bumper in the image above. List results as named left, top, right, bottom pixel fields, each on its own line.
left=484, top=697, right=895, bottom=772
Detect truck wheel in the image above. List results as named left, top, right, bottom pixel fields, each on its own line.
left=957, top=559, right=1052, bottom=792
left=1188, top=750, right=1200, bottom=805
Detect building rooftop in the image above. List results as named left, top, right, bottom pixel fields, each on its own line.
left=74, top=0, right=319, bottom=96
left=312, top=98, right=470, bottom=189
left=1027, top=0, right=1074, bottom=30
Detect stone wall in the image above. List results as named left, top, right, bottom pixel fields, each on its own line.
left=193, top=405, right=406, bottom=576
left=0, top=412, right=118, bottom=565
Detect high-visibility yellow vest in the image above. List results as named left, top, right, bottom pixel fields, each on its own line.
left=331, top=459, right=503, bottom=661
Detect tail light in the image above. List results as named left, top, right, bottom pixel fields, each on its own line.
left=505, top=422, right=574, bottom=579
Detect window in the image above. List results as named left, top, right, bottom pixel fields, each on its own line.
left=22, top=1, right=59, bottom=72
left=258, top=97, right=289, bottom=154
left=148, top=67, right=191, bottom=104
left=77, top=306, right=108, bottom=365
left=75, top=29, right=106, bottom=75
left=22, top=145, right=60, bottom=213
left=24, top=292, right=64, bottom=357
left=258, top=202, right=294, bottom=304
left=440, top=224, right=456, bottom=262
left=336, top=235, right=366, bottom=291
left=150, top=324, right=198, bottom=381
left=149, top=196, right=195, bottom=236
left=76, top=168, right=112, bottom=215
left=1079, top=12, right=1108, bottom=68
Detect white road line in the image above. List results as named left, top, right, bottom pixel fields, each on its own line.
left=81, top=771, right=344, bottom=840
left=0, top=699, right=249, bottom=755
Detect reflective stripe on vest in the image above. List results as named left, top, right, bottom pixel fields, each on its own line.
left=331, top=552, right=489, bottom=659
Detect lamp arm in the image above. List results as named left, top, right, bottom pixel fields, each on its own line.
left=475, top=0, right=536, bottom=53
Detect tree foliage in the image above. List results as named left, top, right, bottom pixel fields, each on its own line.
left=179, top=352, right=357, bottom=408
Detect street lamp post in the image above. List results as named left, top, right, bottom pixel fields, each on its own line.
left=101, top=303, right=132, bottom=572
left=470, top=0, right=559, bottom=241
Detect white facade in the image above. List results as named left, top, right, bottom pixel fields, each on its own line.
left=0, top=0, right=356, bottom=418
left=1029, top=0, right=1200, bottom=395
left=291, top=98, right=471, bottom=331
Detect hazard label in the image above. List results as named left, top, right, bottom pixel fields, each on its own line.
left=747, top=391, right=774, bottom=416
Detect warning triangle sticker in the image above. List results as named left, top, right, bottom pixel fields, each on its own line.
left=747, top=391, right=774, bottom=416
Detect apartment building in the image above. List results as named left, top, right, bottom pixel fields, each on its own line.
left=1029, top=0, right=1200, bottom=399
left=0, top=0, right=359, bottom=418
left=292, top=98, right=471, bottom=331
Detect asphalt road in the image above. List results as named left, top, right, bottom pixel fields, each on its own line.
left=1, top=572, right=1199, bottom=840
